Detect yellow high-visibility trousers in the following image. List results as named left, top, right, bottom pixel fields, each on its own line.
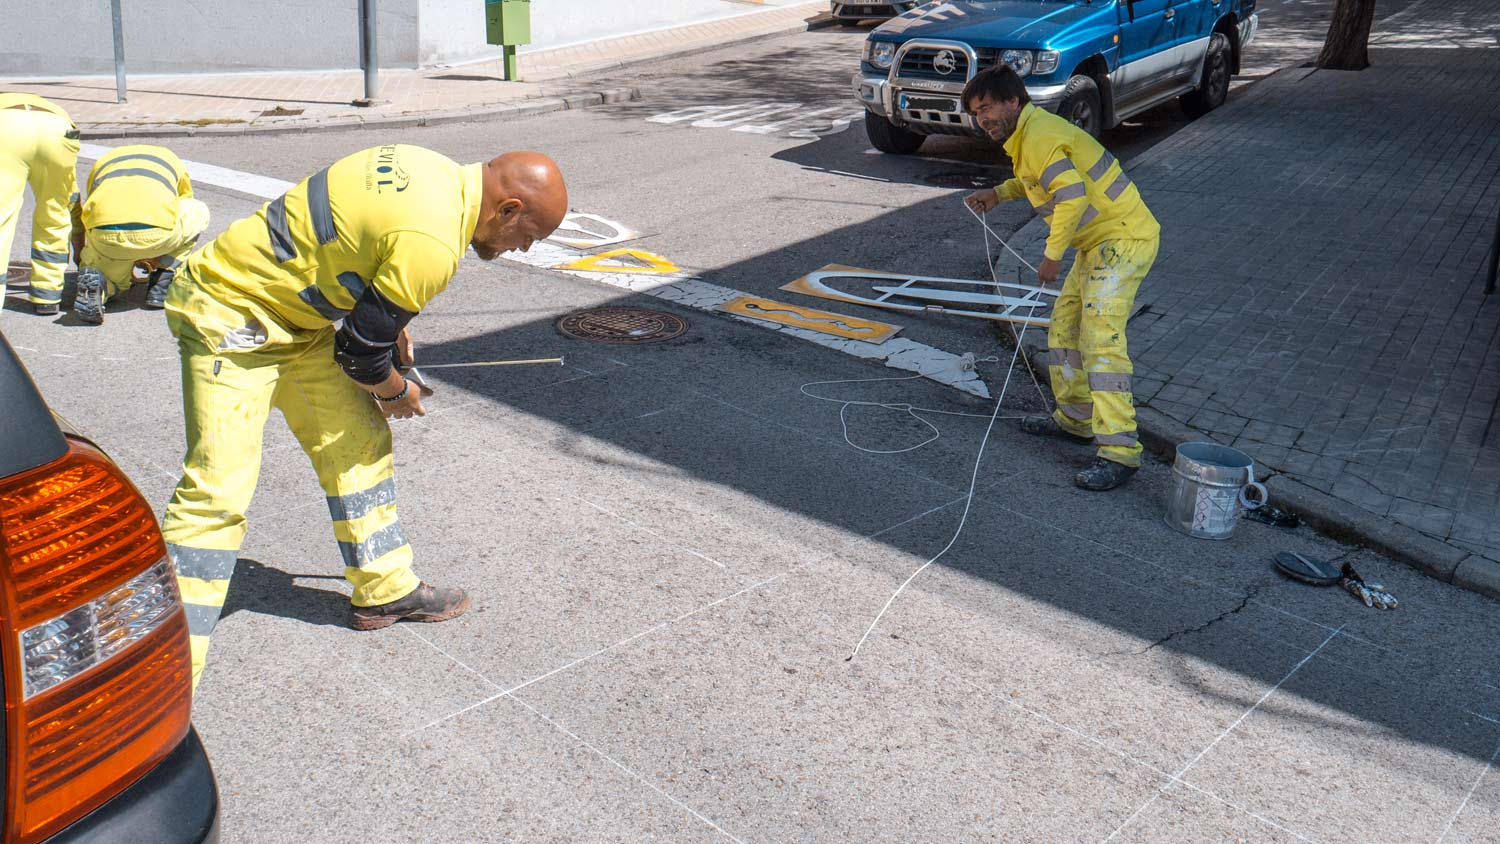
left=160, top=277, right=420, bottom=691
left=1043, top=238, right=1159, bottom=468
left=84, top=198, right=211, bottom=299
left=0, top=106, right=78, bottom=307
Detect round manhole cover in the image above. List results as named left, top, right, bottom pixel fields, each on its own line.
left=555, top=307, right=689, bottom=344
left=924, top=170, right=1003, bottom=190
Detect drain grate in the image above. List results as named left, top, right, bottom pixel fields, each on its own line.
left=924, top=170, right=1003, bottom=190
left=555, top=307, right=688, bottom=344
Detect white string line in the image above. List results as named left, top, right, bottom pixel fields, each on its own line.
left=1101, top=624, right=1344, bottom=844
left=970, top=201, right=1056, bottom=411
left=579, top=497, right=731, bottom=570
left=844, top=203, right=1038, bottom=662
left=1435, top=737, right=1500, bottom=844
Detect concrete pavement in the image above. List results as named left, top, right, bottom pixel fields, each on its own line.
left=1001, top=0, right=1500, bottom=600
left=3, top=5, right=1498, bottom=841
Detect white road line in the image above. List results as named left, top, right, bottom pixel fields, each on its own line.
left=1435, top=738, right=1500, bottom=844
left=74, top=143, right=994, bottom=399
left=79, top=143, right=294, bottom=199
left=1102, top=626, right=1344, bottom=843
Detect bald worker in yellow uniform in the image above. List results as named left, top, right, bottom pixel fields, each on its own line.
left=0, top=93, right=79, bottom=315
left=162, top=144, right=568, bottom=690
left=964, top=66, right=1161, bottom=492
left=71, top=144, right=211, bottom=324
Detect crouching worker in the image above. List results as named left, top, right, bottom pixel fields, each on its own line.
left=160, top=144, right=568, bottom=691
left=962, top=66, right=1161, bottom=491
left=72, top=144, right=210, bottom=324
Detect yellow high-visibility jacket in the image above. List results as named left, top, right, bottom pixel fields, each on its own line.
left=186, top=144, right=482, bottom=330
left=73, top=144, right=193, bottom=231
left=996, top=104, right=1160, bottom=262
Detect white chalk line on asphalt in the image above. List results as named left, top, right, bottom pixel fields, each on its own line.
left=1101, top=625, right=1344, bottom=844
left=75, top=143, right=995, bottom=401
left=1435, top=737, right=1500, bottom=844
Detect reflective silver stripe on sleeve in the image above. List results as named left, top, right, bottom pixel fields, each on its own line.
left=1040, top=158, right=1076, bottom=188
left=1051, top=182, right=1087, bottom=203
left=89, top=167, right=177, bottom=194
left=183, top=603, right=225, bottom=637
left=265, top=195, right=296, bottom=262
left=1095, top=432, right=1140, bottom=446
left=31, top=288, right=63, bottom=303
left=338, top=522, right=409, bottom=569
left=307, top=167, right=337, bottom=245
left=336, top=271, right=367, bottom=301
left=1059, top=402, right=1093, bottom=422
left=30, top=247, right=68, bottom=263
left=91, top=153, right=180, bottom=189
left=1035, top=199, right=1056, bottom=218
left=1087, top=150, right=1117, bottom=181
left=167, top=544, right=240, bottom=581
left=327, top=478, right=397, bottom=523
left=1088, top=372, right=1133, bottom=393
left=298, top=284, right=350, bottom=321
left=1078, top=205, right=1100, bottom=227
left=1105, top=170, right=1133, bottom=201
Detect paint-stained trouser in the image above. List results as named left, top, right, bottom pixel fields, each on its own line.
left=161, top=277, right=420, bottom=691
left=1043, top=238, right=1159, bottom=468
left=0, top=107, right=78, bottom=307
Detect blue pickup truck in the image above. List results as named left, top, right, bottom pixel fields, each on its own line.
left=853, top=0, right=1259, bottom=152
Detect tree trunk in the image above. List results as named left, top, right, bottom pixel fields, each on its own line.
left=1317, top=0, right=1379, bottom=70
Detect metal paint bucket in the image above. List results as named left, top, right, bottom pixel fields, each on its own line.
left=1164, top=442, right=1268, bottom=540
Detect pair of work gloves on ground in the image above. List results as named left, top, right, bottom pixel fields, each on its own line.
left=1340, top=562, right=1399, bottom=610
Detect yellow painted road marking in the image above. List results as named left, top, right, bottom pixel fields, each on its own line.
left=557, top=248, right=681, bottom=276
left=718, top=295, right=901, bottom=343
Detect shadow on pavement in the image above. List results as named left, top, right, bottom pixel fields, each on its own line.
left=221, top=559, right=351, bottom=629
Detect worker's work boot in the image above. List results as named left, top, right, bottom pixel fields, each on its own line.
left=143, top=268, right=175, bottom=310
left=1074, top=457, right=1137, bottom=491
left=33, top=302, right=58, bottom=316
left=73, top=266, right=105, bottom=325
left=1020, top=415, right=1092, bottom=445
left=349, top=582, right=471, bottom=631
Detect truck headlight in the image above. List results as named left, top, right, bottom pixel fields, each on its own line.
left=1034, top=50, right=1060, bottom=75
left=868, top=41, right=897, bottom=70
left=1001, top=49, right=1034, bottom=77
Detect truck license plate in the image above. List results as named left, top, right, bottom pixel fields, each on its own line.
left=899, top=94, right=959, bottom=113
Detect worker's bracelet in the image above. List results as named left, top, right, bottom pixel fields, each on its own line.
left=374, top=379, right=410, bottom=403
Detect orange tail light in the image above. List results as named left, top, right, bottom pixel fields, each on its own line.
left=0, top=438, right=191, bottom=844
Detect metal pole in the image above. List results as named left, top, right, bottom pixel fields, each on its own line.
left=355, top=0, right=380, bottom=105
left=110, top=0, right=126, bottom=103
left=1486, top=208, right=1499, bottom=296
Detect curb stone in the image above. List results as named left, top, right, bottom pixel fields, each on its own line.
left=79, top=87, right=642, bottom=140
left=995, top=69, right=1499, bottom=603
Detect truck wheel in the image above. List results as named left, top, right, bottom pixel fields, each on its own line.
left=864, top=111, right=926, bottom=155
left=1181, top=32, right=1231, bottom=118
left=1057, top=75, right=1102, bottom=138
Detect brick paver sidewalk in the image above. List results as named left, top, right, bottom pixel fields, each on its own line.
left=0, top=1, right=828, bottom=137
left=1004, top=2, right=1500, bottom=597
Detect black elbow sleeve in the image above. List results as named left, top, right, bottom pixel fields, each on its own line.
left=333, top=284, right=417, bottom=385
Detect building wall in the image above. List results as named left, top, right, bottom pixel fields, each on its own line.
left=0, top=0, right=419, bottom=76
left=0, top=0, right=793, bottom=77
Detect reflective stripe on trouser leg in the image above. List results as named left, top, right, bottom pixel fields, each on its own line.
left=25, top=115, right=78, bottom=303
left=161, top=297, right=280, bottom=689
left=274, top=329, right=419, bottom=608
left=168, top=544, right=238, bottom=693
left=1044, top=254, right=1095, bottom=438
left=1078, top=239, right=1159, bottom=467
